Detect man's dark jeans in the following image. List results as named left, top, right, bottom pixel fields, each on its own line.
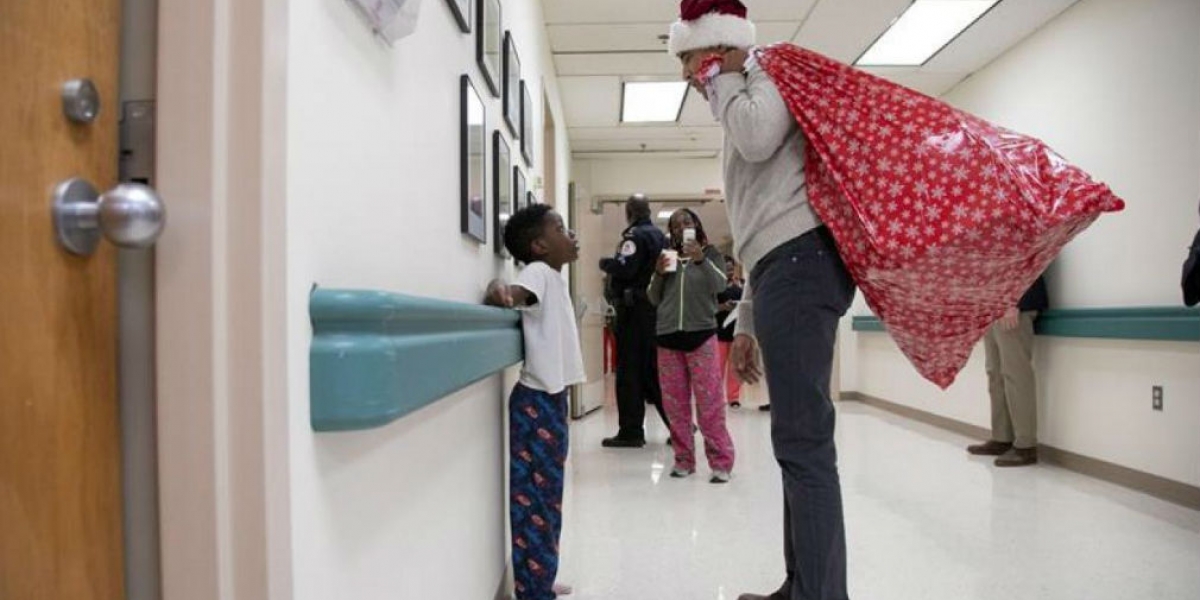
left=751, top=228, right=856, bottom=600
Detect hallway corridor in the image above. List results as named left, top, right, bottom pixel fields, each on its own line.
left=557, top=399, right=1200, bottom=599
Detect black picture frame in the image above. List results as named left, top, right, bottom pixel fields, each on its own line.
left=502, top=31, right=521, bottom=137
left=493, top=131, right=512, bottom=256
left=461, top=75, right=486, bottom=243
left=514, top=167, right=526, bottom=212
left=520, top=80, right=534, bottom=167
left=445, top=0, right=470, bottom=33
left=476, top=0, right=501, bottom=97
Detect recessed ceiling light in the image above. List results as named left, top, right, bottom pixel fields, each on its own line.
left=856, top=0, right=1000, bottom=67
left=621, top=81, right=688, bottom=123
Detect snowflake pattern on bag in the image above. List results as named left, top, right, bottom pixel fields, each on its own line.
left=753, top=44, right=1125, bottom=387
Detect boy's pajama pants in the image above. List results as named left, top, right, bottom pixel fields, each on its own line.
left=509, top=383, right=569, bottom=600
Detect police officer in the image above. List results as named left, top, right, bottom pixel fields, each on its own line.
left=599, top=194, right=670, bottom=447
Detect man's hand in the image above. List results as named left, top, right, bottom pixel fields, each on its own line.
left=999, top=307, right=1020, bottom=331
left=721, top=48, right=749, bottom=74
left=730, top=334, right=762, bottom=385
left=485, top=279, right=514, bottom=308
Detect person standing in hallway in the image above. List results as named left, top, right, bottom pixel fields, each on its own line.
left=670, top=1, right=857, bottom=598
left=1183, top=199, right=1200, bottom=307
left=599, top=194, right=671, bottom=447
left=968, top=276, right=1049, bottom=467
left=715, top=256, right=744, bottom=408
left=648, top=209, right=737, bottom=482
left=486, top=204, right=585, bottom=600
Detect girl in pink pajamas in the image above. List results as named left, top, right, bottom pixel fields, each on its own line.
left=647, top=209, right=736, bottom=483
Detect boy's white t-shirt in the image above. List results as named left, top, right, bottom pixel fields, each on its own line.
left=514, top=262, right=586, bottom=394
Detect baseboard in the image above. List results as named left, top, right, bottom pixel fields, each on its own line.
left=840, top=391, right=1200, bottom=511
left=840, top=391, right=991, bottom=441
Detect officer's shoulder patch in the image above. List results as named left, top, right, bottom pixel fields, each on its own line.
left=620, top=240, right=637, bottom=256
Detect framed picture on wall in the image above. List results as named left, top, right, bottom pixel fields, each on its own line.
left=493, top=131, right=512, bottom=256
left=502, top=31, right=521, bottom=137
left=461, top=75, right=486, bottom=243
left=445, top=0, right=470, bottom=33
left=520, top=80, right=534, bottom=167
left=476, top=0, right=501, bottom=97
left=514, top=167, right=526, bottom=211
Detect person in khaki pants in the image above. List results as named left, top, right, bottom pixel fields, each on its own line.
left=968, top=276, right=1048, bottom=467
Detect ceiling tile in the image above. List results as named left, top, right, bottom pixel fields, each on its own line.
left=554, top=53, right=681, bottom=77
left=559, top=76, right=621, bottom=127
left=549, top=23, right=671, bottom=53
left=793, top=0, right=910, bottom=64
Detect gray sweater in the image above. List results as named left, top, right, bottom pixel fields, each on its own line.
left=712, top=54, right=822, bottom=338
left=647, top=245, right=729, bottom=336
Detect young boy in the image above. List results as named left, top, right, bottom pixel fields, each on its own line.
left=485, top=204, right=583, bottom=600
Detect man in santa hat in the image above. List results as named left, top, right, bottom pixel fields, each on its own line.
left=669, top=1, right=856, bottom=599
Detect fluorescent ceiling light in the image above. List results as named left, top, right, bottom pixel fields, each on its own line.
left=621, top=81, right=688, bottom=123
left=656, top=211, right=674, bottom=220
left=856, top=0, right=999, bottom=67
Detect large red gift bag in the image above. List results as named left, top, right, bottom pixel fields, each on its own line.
left=751, top=44, right=1125, bottom=387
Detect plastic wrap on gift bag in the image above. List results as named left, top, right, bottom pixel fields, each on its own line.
left=752, top=44, right=1124, bottom=388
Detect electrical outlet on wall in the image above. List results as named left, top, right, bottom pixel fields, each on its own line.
left=1152, top=385, right=1164, bottom=411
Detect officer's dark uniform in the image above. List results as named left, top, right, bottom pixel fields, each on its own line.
left=600, top=217, right=669, bottom=443
left=1184, top=226, right=1200, bottom=307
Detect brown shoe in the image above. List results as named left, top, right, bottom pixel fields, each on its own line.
left=995, top=446, right=1038, bottom=467
left=967, top=440, right=1012, bottom=456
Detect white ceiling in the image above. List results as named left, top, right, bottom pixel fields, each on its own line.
left=546, top=0, right=1080, bottom=159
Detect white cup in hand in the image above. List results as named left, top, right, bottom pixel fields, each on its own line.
left=662, top=249, right=679, bottom=272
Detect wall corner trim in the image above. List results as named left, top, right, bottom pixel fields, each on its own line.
left=852, top=306, right=1200, bottom=342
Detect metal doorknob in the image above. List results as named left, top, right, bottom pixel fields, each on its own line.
left=52, top=177, right=166, bottom=256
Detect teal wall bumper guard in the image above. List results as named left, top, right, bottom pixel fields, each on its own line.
left=851, top=307, right=1200, bottom=342
left=310, top=288, right=523, bottom=432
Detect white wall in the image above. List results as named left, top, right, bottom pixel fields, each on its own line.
left=283, top=1, right=570, bottom=598
left=842, top=0, right=1200, bottom=487
left=944, top=0, right=1200, bottom=308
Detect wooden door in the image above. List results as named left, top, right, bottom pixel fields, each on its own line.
left=0, top=1, right=125, bottom=598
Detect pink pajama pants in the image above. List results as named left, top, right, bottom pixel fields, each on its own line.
left=657, top=337, right=736, bottom=472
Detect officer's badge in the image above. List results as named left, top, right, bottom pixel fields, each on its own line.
left=620, top=240, right=637, bottom=256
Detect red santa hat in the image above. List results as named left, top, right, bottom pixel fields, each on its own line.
left=667, top=0, right=757, bottom=56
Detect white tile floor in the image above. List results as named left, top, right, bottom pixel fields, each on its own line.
left=556, top=391, right=1200, bottom=600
